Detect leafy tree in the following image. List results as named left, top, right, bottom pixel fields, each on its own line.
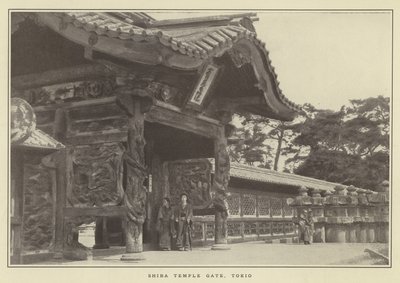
left=291, top=96, right=390, bottom=190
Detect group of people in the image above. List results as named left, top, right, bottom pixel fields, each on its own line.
left=156, top=193, right=193, bottom=251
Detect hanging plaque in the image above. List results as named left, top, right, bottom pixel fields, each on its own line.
left=186, top=64, right=219, bottom=110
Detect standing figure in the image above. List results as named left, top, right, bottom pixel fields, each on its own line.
left=174, top=193, right=193, bottom=251
left=156, top=198, right=174, bottom=251
left=297, top=209, right=313, bottom=245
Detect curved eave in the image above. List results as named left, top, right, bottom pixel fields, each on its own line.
left=32, top=12, right=301, bottom=119
left=13, top=129, right=65, bottom=151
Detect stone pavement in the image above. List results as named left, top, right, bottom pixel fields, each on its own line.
left=35, top=242, right=389, bottom=266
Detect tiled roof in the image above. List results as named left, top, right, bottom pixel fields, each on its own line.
left=55, top=12, right=301, bottom=113
left=16, top=129, right=65, bottom=150
left=210, top=160, right=341, bottom=192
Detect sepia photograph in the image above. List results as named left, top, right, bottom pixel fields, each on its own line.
left=7, top=8, right=392, bottom=271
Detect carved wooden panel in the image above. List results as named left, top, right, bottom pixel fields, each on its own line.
left=22, top=163, right=55, bottom=252
left=284, top=222, right=295, bottom=234
left=258, top=222, right=271, bottom=235
left=191, top=222, right=204, bottom=241
left=20, top=79, right=116, bottom=107
left=272, top=222, right=284, bottom=235
left=227, top=222, right=242, bottom=237
left=205, top=223, right=215, bottom=240
left=167, top=159, right=212, bottom=208
left=244, top=222, right=257, bottom=235
left=69, top=142, right=124, bottom=207
left=67, top=103, right=128, bottom=137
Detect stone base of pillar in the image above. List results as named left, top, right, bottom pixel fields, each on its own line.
left=120, top=253, right=145, bottom=261
left=211, top=243, right=231, bottom=251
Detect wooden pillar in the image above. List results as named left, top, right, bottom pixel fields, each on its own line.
left=117, top=83, right=153, bottom=261
left=211, top=124, right=231, bottom=250
left=53, top=148, right=67, bottom=259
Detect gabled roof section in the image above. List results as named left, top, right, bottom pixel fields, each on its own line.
left=22, top=12, right=301, bottom=119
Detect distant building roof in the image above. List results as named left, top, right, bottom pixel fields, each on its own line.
left=211, top=160, right=341, bottom=192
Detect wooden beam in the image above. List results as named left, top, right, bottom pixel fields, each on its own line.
left=12, top=64, right=114, bottom=90
left=146, top=104, right=222, bottom=139
left=64, top=206, right=127, bottom=218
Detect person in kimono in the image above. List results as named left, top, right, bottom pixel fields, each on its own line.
left=297, top=208, right=313, bottom=245
left=174, top=193, right=193, bottom=251
left=156, top=197, right=174, bottom=251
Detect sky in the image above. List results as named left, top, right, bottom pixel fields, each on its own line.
left=148, top=11, right=392, bottom=110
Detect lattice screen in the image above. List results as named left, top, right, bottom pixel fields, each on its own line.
left=258, top=196, right=270, bottom=217
left=241, top=194, right=257, bottom=216
left=227, top=193, right=241, bottom=216
left=283, top=200, right=293, bottom=217
left=271, top=198, right=283, bottom=217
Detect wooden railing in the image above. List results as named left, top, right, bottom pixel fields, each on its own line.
left=191, top=192, right=297, bottom=245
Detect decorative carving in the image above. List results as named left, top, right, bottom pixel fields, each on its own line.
left=69, top=143, right=125, bottom=207
left=22, top=163, right=54, bottom=252
left=191, top=222, right=204, bottom=241
left=167, top=160, right=212, bottom=208
left=11, top=98, right=36, bottom=144
left=212, top=141, right=230, bottom=212
left=146, top=81, right=184, bottom=107
left=227, top=222, right=242, bottom=237
left=123, top=116, right=148, bottom=253
left=228, top=48, right=252, bottom=68
left=69, top=117, right=128, bottom=135
left=21, top=79, right=116, bottom=106
left=258, top=222, right=271, bottom=235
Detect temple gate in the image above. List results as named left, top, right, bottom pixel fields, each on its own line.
left=10, top=11, right=300, bottom=263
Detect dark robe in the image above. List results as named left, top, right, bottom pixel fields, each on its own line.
left=174, top=203, right=193, bottom=250
left=157, top=206, right=173, bottom=250
left=298, top=212, right=313, bottom=244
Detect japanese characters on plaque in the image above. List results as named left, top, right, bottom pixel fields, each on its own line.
left=187, top=64, right=219, bottom=110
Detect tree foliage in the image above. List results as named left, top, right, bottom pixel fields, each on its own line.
left=291, top=96, right=389, bottom=190
left=229, top=96, right=390, bottom=190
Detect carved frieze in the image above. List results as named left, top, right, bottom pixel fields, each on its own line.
left=19, top=79, right=116, bottom=107
left=69, top=142, right=125, bottom=207
left=167, top=159, right=212, bottom=208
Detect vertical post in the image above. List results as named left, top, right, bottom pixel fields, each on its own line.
left=211, top=125, right=231, bottom=250
left=117, top=83, right=153, bottom=261
left=53, top=148, right=67, bottom=259
left=93, top=217, right=110, bottom=249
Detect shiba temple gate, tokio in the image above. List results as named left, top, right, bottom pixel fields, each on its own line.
left=10, top=12, right=300, bottom=263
